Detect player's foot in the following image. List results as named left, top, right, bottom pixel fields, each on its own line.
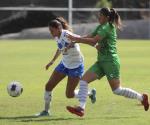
left=141, top=94, right=149, bottom=111
left=89, top=88, right=96, bottom=103
left=35, top=110, right=50, bottom=117
left=66, top=106, right=84, bottom=117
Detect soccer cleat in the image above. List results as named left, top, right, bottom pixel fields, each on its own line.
left=35, top=110, right=50, bottom=117
left=89, top=88, right=96, bottom=104
left=141, top=94, right=149, bottom=111
left=66, top=106, right=84, bottom=117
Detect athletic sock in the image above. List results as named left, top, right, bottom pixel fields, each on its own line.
left=44, top=91, right=52, bottom=112
left=74, top=89, right=91, bottom=99
left=88, top=89, right=92, bottom=96
left=113, top=87, right=143, bottom=101
left=74, top=89, right=79, bottom=98
left=78, top=80, right=88, bottom=109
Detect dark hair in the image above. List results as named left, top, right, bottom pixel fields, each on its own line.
left=56, top=17, right=72, bottom=31
left=99, top=7, right=122, bottom=29
left=48, top=20, right=62, bottom=29
left=48, top=17, right=72, bottom=31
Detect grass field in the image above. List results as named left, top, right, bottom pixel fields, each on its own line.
left=0, top=39, right=150, bottom=125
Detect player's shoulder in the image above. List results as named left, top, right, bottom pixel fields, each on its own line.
left=61, top=30, right=72, bottom=40
left=100, top=23, right=114, bottom=33
left=63, top=29, right=72, bottom=35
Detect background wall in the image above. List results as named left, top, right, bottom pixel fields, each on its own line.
left=0, top=0, right=149, bottom=39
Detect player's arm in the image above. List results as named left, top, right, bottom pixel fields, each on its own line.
left=51, top=48, right=61, bottom=62
left=67, top=34, right=102, bottom=47
left=82, top=34, right=93, bottom=38
left=80, top=34, right=100, bottom=48
left=45, top=49, right=61, bottom=70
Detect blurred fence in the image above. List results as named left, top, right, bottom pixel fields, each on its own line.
left=0, top=0, right=149, bottom=39
left=0, top=0, right=149, bottom=25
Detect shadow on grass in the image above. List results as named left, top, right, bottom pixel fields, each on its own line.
left=0, top=115, right=85, bottom=122
left=101, top=116, right=139, bottom=120
left=20, top=117, right=84, bottom=122
left=0, top=115, right=38, bottom=120
left=0, top=115, right=139, bottom=122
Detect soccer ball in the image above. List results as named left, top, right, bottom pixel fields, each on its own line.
left=7, top=81, right=23, bottom=97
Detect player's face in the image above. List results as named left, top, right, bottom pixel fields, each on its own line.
left=49, top=27, right=60, bottom=37
left=98, top=13, right=108, bottom=24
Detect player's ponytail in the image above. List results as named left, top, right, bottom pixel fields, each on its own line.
left=56, top=17, right=72, bottom=31
left=99, top=7, right=122, bottom=30
left=109, top=8, right=122, bottom=30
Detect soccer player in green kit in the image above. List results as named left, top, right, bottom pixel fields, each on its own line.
left=66, top=7, right=149, bottom=117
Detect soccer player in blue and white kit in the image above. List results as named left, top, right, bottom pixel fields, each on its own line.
left=36, top=17, right=96, bottom=117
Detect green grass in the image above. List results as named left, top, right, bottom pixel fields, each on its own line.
left=0, top=39, right=150, bottom=125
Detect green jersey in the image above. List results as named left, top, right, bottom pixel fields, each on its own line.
left=92, top=23, right=119, bottom=62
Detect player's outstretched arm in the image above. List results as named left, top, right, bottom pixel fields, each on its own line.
left=45, top=49, right=61, bottom=70
left=67, top=33, right=101, bottom=47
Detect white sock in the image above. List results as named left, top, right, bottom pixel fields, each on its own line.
left=113, top=87, right=143, bottom=101
left=74, top=89, right=91, bottom=99
left=80, top=102, right=86, bottom=109
left=88, top=89, right=92, bottom=96
left=74, top=89, right=79, bottom=98
left=44, top=91, right=52, bottom=112
left=78, top=80, right=88, bottom=109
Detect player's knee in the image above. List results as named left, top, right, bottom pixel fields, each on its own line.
left=45, top=82, right=53, bottom=91
left=45, top=84, right=50, bottom=91
left=113, top=87, right=122, bottom=95
left=66, top=92, right=74, bottom=98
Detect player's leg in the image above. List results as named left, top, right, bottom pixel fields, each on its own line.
left=78, top=62, right=104, bottom=109
left=65, top=63, right=84, bottom=99
left=66, top=74, right=97, bottom=101
left=108, top=78, right=143, bottom=100
left=108, top=79, right=149, bottom=111
left=66, top=71, right=98, bottom=117
left=36, top=70, right=66, bottom=117
left=66, top=76, right=80, bottom=98
left=74, top=88, right=97, bottom=103
left=66, top=71, right=99, bottom=117
left=104, top=61, right=149, bottom=111
left=44, top=70, right=66, bottom=111
left=67, top=62, right=104, bottom=117
left=36, top=63, right=67, bottom=117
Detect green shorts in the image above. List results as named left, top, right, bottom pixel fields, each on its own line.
left=88, top=60, right=120, bottom=80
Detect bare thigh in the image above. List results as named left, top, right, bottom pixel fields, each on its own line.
left=45, top=70, right=66, bottom=91
left=82, top=71, right=99, bottom=84
left=65, top=76, right=80, bottom=98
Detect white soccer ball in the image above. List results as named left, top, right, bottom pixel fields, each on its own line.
left=7, top=81, right=23, bottom=97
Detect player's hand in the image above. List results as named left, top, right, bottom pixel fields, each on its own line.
left=45, top=61, right=54, bottom=70
left=66, top=33, right=77, bottom=41
left=95, top=44, right=100, bottom=51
